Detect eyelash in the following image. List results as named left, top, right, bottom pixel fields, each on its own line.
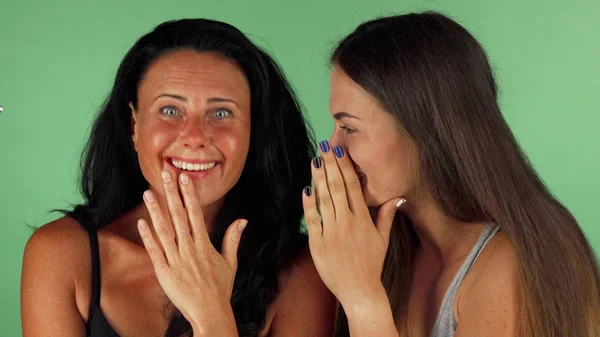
left=340, top=125, right=356, bottom=134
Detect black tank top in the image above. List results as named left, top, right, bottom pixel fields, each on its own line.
left=86, top=229, right=120, bottom=337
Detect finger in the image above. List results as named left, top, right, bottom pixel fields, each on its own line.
left=375, top=198, right=406, bottom=246
left=160, top=171, right=192, bottom=248
left=221, top=219, right=247, bottom=272
left=311, top=156, right=336, bottom=227
left=143, top=190, right=179, bottom=261
left=318, top=140, right=350, bottom=217
left=138, top=219, right=168, bottom=270
left=302, top=186, right=323, bottom=238
left=332, top=145, right=369, bottom=215
left=178, top=173, right=210, bottom=245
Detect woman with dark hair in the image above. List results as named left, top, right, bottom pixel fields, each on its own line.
left=303, top=11, right=600, bottom=337
left=21, top=19, right=336, bottom=337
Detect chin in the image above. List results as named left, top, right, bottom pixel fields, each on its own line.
left=363, top=191, right=395, bottom=208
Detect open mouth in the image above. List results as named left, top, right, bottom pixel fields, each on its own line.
left=166, top=158, right=219, bottom=173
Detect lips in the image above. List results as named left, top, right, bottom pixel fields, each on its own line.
left=164, top=156, right=220, bottom=178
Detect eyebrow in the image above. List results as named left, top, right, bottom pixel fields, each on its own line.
left=207, top=97, right=239, bottom=107
left=153, top=93, right=187, bottom=103
left=153, top=94, right=239, bottom=107
left=333, top=112, right=361, bottom=120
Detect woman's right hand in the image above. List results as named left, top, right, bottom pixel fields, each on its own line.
left=139, top=171, right=246, bottom=337
left=302, top=142, right=403, bottom=336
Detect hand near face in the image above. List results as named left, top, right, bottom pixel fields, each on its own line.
left=138, top=170, right=245, bottom=337
left=302, top=141, right=405, bottom=310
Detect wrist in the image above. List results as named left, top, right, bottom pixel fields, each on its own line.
left=340, top=286, right=398, bottom=336
left=190, top=304, right=238, bottom=337
left=340, top=284, right=390, bottom=320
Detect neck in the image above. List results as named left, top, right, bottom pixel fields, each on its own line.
left=401, top=196, right=487, bottom=265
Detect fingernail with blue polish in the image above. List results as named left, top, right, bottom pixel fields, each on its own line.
left=334, top=146, right=344, bottom=158
left=319, top=140, right=330, bottom=153
left=304, top=186, right=312, bottom=196
left=313, top=157, right=322, bottom=168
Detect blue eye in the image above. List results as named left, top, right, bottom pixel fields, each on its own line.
left=160, top=106, right=179, bottom=116
left=213, top=108, right=232, bottom=119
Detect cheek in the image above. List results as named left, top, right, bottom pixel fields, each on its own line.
left=137, top=122, right=175, bottom=158
left=346, top=134, right=387, bottom=173
left=214, top=124, right=250, bottom=172
left=352, top=137, right=414, bottom=200
left=135, top=122, right=177, bottom=185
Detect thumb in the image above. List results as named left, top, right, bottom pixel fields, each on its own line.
left=222, top=219, right=248, bottom=272
left=375, top=198, right=406, bottom=246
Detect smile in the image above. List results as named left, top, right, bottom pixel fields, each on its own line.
left=171, top=159, right=217, bottom=172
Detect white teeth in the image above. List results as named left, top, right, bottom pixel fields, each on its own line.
left=171, top=160, right=216, bottom=171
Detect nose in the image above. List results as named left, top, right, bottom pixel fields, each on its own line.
left=329, top=127, right=346, bottom=148
left=181, top=119, right=209, bottom=149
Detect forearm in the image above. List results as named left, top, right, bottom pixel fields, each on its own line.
left=342, top=287, right=399, bottom=337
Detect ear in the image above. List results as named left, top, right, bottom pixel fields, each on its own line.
left=129, top=102, right=139, bottom=151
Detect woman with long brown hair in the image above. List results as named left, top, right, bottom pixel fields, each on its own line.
left=303, top=11, right=600, bottom=337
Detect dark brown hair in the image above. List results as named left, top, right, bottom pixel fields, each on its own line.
left=332, top=11, right=600, bottom=337
left=66, top=19, right=314, bottom=337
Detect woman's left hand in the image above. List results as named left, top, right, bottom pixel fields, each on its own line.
left=138, top=170, right=246, bottom=337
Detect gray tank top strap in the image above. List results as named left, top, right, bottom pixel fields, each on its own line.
left=429, top=224, right=501, bottom=337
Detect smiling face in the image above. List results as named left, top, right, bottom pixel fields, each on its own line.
left=131, top=49, right=251, bottom=207
left=328, top=66, right=418, bottom=207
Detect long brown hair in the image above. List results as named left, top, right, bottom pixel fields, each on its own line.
left=332, top=12, right=600, bottom=337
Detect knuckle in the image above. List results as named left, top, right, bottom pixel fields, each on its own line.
left=228, top=235, right=241, bottom=246
left=156, top=224, right=172, bottom=236
left=306, top=214, right=321, bottom=227
left=329, top=179, right=345, bottom=193
left=319, top=195, right=333, bottom=207
left=164, top=182, right=177, bottom=193
left=147, top=245, right=161, bottom=257
left=345, top=177, right=361, bottom=191
left=180, top=243, right=196, bottom=258
left=386, top=212, right=397, bottom=222
left=172, top=206, right=187, bottom=218
left=188, top=206, right=203, bottom=217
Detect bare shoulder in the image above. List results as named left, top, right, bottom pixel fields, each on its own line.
left=267, top=246, right=337, bottom=336
left=22, top=217, right=93, bottom=316
left=454, top=231, right=521, bottom=336
left=24, top=216, right=90, bottom=271
left=21, top=216, right=93, bottom=336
